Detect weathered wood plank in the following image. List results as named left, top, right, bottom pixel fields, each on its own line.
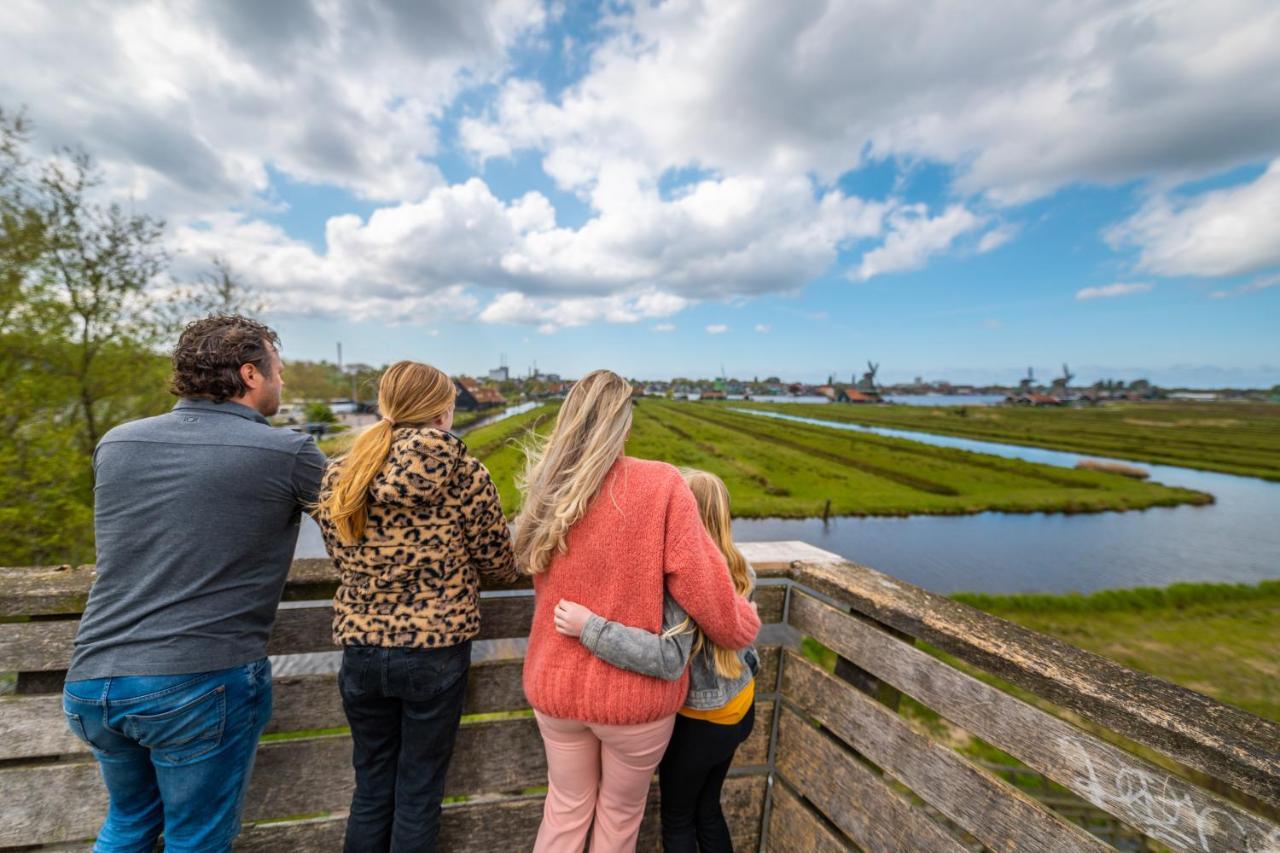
left=783, top=651, right=1109, bottom=853
left=234, top=774, right=767, bottom=853
left=0, top=564, right=93, bottom=617
left=2, top=648, right=782, bottom=761
left=0, top=596, right=533, bottom=672
left=774, top=707, right=967, bottom=853
left=0, top=542, right=810, bottom=618
left=791, top=560, right=1280, bottom=809
left=790, top=589, right=1280, bottom=853
left=753, top=584, right=785, bottom=624
left=1, top=589, right=783, bottom=675
left=0, top=719, right=541, bottom=846
left=738, top=700, right=774, bottom=767
left=0, top=703, right=773, bottom=845
left=767, top=781, right=854, bottom=852
left=738, top=540, right=842, bottom=571
left=756, top=645, right=780, bottom=696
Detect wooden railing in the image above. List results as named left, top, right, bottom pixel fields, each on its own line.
left=2, top=541, right=1277, bottom=851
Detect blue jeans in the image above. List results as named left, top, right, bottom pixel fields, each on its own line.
left=340, top=642, right=470, bottom=853
left=63, top=658, right=273, bottom=852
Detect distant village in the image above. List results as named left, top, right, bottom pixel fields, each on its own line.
left=284, top=355, right=1274, bottom=426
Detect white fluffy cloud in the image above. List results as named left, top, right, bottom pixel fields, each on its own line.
left=479, top=290, right=687, bottom=334
left=463, top=1, right=1280, bottom=203
left=1106, top=160, right=1280, bottom=278
left=1209, top=273, right=1280, bottom=299
left=0, top=0, right=545, bottom=211
left=1075, top=282, right=1153, bottom=300
left=6, top=0, right=1278, bottom=330
left=977, top=224, right=1020, bottom=254
left=705, top=324, right=728, bottom=334
left=173, top=173, right=882, bottom=328
left=856, top=205, right=982, bottom=280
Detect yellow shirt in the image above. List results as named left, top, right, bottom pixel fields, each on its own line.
left=678, top=679, right=755, bottom=725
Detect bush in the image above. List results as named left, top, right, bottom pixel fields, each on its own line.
left=304, top=402, right=337, bottom=423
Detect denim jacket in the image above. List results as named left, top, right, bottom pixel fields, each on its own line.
left=578, top=567, right=759, bottom=711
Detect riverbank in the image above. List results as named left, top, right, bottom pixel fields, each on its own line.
left=952, top=581, right=1280, bottom=722
left=466, top=399, right=1209, bottom=518
left=621, top=401, right=1208, bottom=518
left=730, top=400, right=1280, bottom=482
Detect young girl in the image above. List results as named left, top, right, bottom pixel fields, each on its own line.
left=316, top=361, right=519, bottom=853
left=554, top=469, right=758, bottom=853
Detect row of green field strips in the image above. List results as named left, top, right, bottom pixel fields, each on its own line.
left=465, top=405, right=557, bottom=515
left=744, top=402, right=1280, bottom=464
left=613, top=402, right=1209, bottom=518
left=728, top=401, right=1280, bottom=481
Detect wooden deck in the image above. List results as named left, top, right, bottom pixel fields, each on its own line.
left=1, top=541, right=1277, bottom=851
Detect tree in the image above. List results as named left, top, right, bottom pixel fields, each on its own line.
left=0, top=108, right=173, bottom=564
left=36, top=149, right=171, bottom=454
left=162, top=254, right=266, bottom=329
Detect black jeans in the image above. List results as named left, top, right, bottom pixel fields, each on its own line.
left=658, top=703, right=756, bottom=852
left=339, top=641, right=471, bottom=853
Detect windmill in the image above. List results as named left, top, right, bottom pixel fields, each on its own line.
left=1018, top=366, right=1036, bottom=393
left=857, top=361, right=880, bottom=394
left=1050, top=363, right=1074, bottom=395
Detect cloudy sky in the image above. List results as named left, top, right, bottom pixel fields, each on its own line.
left=4, top=0, right=1278, bottom=385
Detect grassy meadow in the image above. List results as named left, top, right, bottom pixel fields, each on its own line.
left=952, top=581, right=1280, bottom=722
left=732, top=399, right=1280, bottom=481
left=461, top=399, right=1210, bottom=518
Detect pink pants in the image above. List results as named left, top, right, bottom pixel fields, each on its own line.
left=532, top=711, right=677, bottom=853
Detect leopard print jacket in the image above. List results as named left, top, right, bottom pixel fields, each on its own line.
left=317, top=427, right=518, bottom=649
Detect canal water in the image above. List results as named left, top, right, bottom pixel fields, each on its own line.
left=728, top=408, right=1280, bottom=594
left=294, top=404, right=1280, bottom=595
left=456, top=401, right=539, bottom=435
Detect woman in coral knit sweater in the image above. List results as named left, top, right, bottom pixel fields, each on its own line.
left=517, top=369, right=761, bottom=853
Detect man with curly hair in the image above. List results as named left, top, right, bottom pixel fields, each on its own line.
left=63, top=315, right=326, bottom=851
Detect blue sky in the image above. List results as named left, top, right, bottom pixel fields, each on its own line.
left=3, top=1, right=1277, bottom=386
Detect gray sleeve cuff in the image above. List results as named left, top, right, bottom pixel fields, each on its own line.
left=580, top=614, right=608, bottom=652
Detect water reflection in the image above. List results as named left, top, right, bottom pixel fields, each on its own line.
left=295, top=407, right=1280, bottom=595
left=729, top=408, right=1280, bottom=594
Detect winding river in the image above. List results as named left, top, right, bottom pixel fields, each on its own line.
left=294, top=403, right=1280, bottom=595
left=728, top=408, right=1280, bottom=594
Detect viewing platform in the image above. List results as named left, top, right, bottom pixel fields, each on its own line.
left=1, top=542, right=1277, bottom=851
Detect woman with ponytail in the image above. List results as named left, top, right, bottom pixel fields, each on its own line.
left=316, top=361, right=517, bottom=853
left=517, top=370, right=760, bottom=853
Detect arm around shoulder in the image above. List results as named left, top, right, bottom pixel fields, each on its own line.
left=578, top=594, right=693, bottom=681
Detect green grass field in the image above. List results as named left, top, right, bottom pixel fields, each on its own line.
left=951, top=581, right=1280, bottom=722
left=465, top=399, right=1210, bottom=518
left=459, top=405, right=557, bottom=515
left=730, top=399, right=1280, bottom=481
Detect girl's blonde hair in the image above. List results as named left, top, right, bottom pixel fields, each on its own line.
left=514, top=369, right=633, bottom=574
left=667, top=468, right=753, bottom=679
left=317, top=360, right=455, bottom=545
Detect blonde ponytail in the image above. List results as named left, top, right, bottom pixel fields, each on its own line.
left=317, top=360, right=455, bottom=544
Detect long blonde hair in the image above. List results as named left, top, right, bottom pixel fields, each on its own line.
left=317, top=360, right=455, bottom=545
left=667, top=469, right=753, bottom=679
left=514, top=369, right=633, bottom=574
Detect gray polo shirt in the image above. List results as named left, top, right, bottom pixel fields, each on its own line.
left=67, top=399, right=327, bottom=680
